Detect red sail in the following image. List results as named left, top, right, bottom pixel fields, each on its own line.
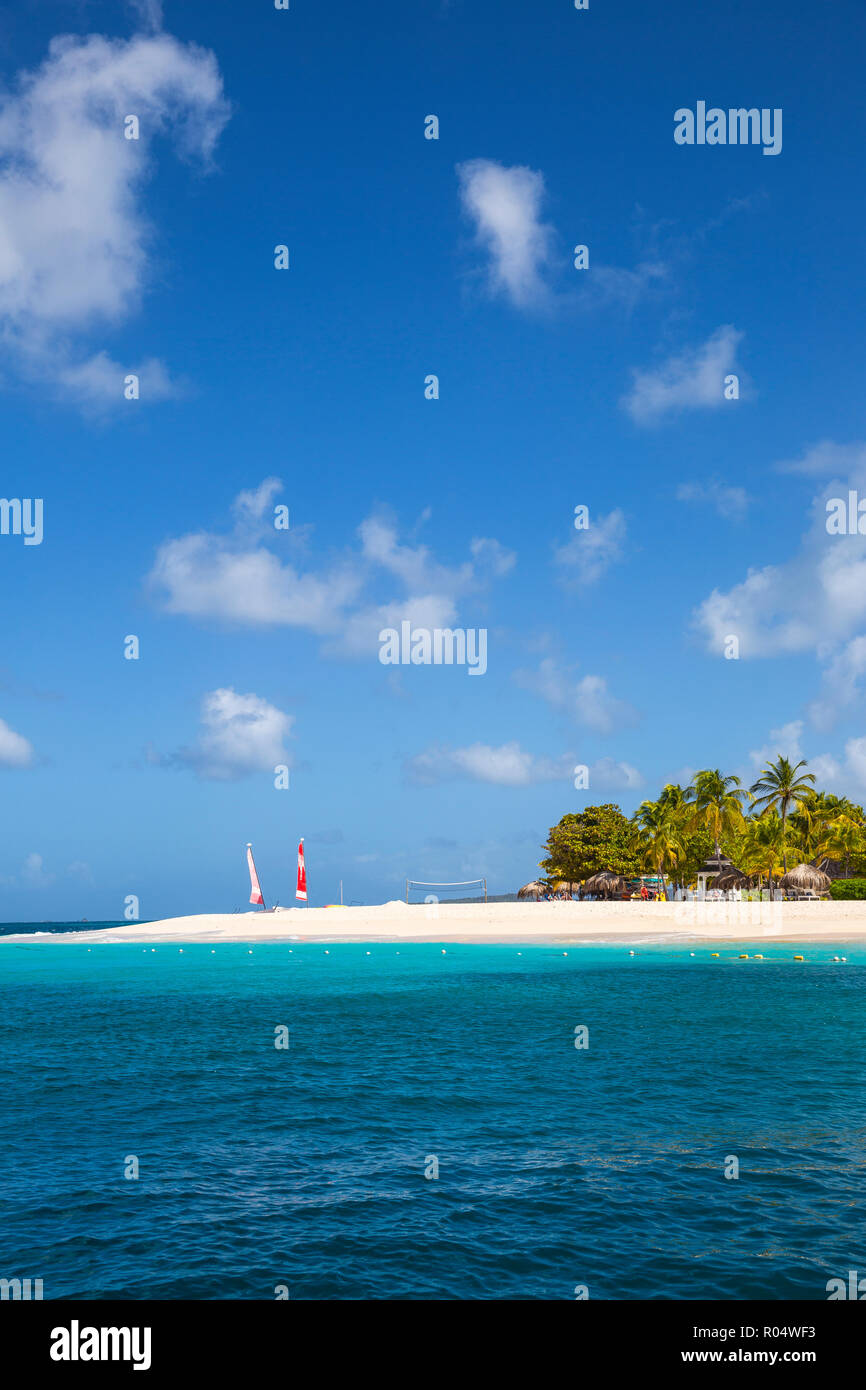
left=296, top=839, right=307, bottom=901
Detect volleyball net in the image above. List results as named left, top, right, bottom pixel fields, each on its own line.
left=405, top=878, right=488, bottom=904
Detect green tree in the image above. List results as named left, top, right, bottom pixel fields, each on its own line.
left=815, top=816, right=865, bottom=879
left=749, top=756, right=816, bottom=871
left=634, top=798, right=684, bottom=893
left=540, top=804, right=641, bottom=883
left=652, top=783, right=713, bottom=881
left=685, top=769, right=750, bottom=855
left=738, top=811, right=788, bottom=893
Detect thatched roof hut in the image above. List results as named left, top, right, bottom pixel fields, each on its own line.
left=553, top=880, right=580, bottom=897
left=779, top=864, right=831, bottom=894
left=581, top=871, right=628, bottom=899
left=713, top=868, right=749, bottom=891
left=518, top=880, right=545, bottom=900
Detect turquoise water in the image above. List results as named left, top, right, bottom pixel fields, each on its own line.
left=1, top=939, right=864, bottom=1299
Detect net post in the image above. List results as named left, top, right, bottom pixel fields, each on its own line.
left=405, top=878, right=408, bottom=905
left=484, top=878, right=487, bottom=903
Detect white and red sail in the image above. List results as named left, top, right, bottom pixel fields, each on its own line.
left=246, top=843, right=265, bottom=907
left=296, top=839, right=307, bottom=901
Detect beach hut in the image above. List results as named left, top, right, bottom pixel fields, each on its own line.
left=518, top=880, right=545, bottom=900
left=713, top=868, right=749, bottom=891
left=697, top=850, right=737, bottom=895
left=581, top=871, right=628, bottom=900
left=779, top=864, right=831, bottom=897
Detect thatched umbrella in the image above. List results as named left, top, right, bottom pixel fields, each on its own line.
left=553, top=880, right=580, bottom=897
left=581, top=871, right=628, bottom=899
left=713, top=868, right=749, bottom=891
left=518, top=880, right=545, bottom=900
left=779, top=864, right=831, bottom=894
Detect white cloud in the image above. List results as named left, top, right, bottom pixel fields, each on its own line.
left=175, top=688, right=293, bottom=782
left=747, top=720, right=806, bottom=771
left=776, top=440, right=866, bottom=478
left=457, top=158, right=556, bottom=308
left=743, top=721, right=866, bottom=799
left=0, top=30, right=229, bottom=402
left=406, top=741, right=573, bottom=787
left=151, top=529, right=362, bottom=631
left=406, top=742, right=642, bottom=792
left=22, top=851, right=53, bottom=886
left=66, top=860, right=94, bottom=882
left=808, top=637, right=866, bottom=732
left=357, top=513, right=511, bottom=596
left=0, top=715, right=35, bottom=767
left=693, top=449, right=866, bottom=677
left=515, top=657, right=638, bottom=734
left=127, top=0, right=164, bottom=30
left=588, top=756, right=643, bottom=790
left=553, top=509, right=627, bottom=587
left=333, top=594, right=459, bottom=661
left=232, top=477, right=284, bottom=525
left=622, top=325, right=742, bottom=424
left=149, top=485, right=513, bottom=661
left=676, top=479, right=750, bottom=520
left=57, top=351, right=183, bottom=407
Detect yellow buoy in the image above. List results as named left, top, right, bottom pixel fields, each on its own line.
left=794, top=954, right=805, bottom=961
left=754, top=954, right=764, bottom=959
left=739, top=954, right=748, bottom=959
left=711, top=952, right=720, bottom=958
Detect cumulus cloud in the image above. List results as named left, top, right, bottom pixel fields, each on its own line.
left=554, top=509, right=627, bottom=587
left=174, top=688, right=293, bottom=781
left=22, top=851, right=54, bottom=886
left=776, top=440, right=866, bottom=478
left=457, top=158, right=556, bottom=308
left=406, top=741, right=573, bottom=787
left=57, top=352, right=184, bottom=407
left=676, top=479, right=750, bottom=520
left=693, top=446, right=866, bottom=684
left=456, top=157, right=666, bottom=314
left=0, top=29, right=229, bottom=404
left=743, top=720, right=863, bottom=799
left=0, top=715, right=35, bottom=767
left=747, top=720, right=807, bottom=772
left=148, top=485, right=513, bottom=661
left=808, top=636, right=866, bottom=732
left=406, top=742, right=642, bottom=792
left=515, top=657, right=638, bottom=735
left=622, top=325, right=743, bottom=424
left=588, top=756, right=643, bottom=790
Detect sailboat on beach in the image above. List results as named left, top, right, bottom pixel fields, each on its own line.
left=245, top=838, right=308, bottom=910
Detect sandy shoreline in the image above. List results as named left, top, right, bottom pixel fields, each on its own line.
left=4, top=898, right=866, bottom=944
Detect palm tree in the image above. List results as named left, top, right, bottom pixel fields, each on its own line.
left=634, top=798, right=683, bottom=895
left=739, top=812, right=787, bottom=894
left=816, top=816, right=863, bottom=879
left=750, top=757, right=816, bottom=872
left=685, top=769, right=750, bottom=856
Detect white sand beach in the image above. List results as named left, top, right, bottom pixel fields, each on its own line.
left=6, top=898, right=866, bottom=944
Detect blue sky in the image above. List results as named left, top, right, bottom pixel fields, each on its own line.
left=2, top=0, right=866, bottom=917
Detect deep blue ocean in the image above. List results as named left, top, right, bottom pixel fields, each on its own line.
left=1, top=935, right=864, bottom=1300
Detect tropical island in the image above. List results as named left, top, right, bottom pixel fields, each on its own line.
left=534, top=756, right=866, bottom=901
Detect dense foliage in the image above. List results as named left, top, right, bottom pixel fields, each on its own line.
left=539, top=804, right=641, bottom=881
left=829, top=878, right=866, bottom=900
left=539, top=757, right=866, bottom=890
